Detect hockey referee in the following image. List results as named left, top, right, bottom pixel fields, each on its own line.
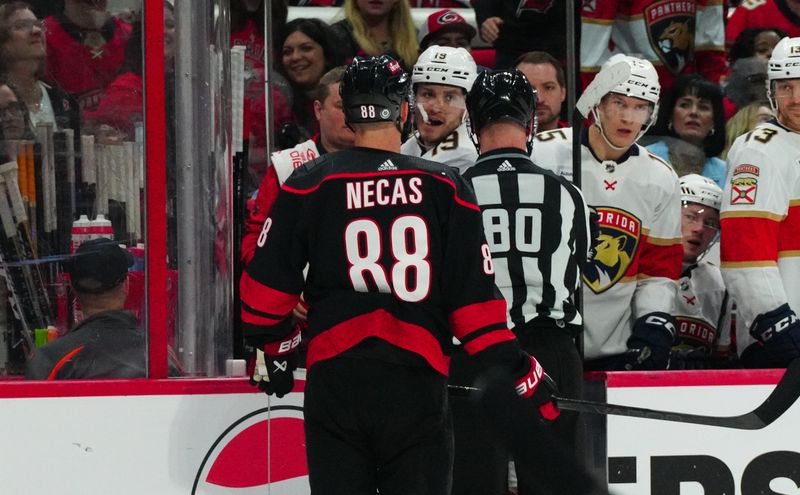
left=451, top=69, right=592, bottom=495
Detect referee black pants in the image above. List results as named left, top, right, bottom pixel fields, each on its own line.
left=450, top=321, right=584, bottom=495
left=515, top=324, right=585, bottom=495
left=304, top=357, right=452, bottom=495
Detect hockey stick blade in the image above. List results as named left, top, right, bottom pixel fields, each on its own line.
left=554, top=359, right=800, bottom=430
left=575, top=62, right=631, bottom=118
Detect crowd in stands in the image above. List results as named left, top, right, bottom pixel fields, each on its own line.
left=2, top=0, right=800, bottom=377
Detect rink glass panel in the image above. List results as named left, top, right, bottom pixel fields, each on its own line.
left=0, top=0, right=235, bottom=378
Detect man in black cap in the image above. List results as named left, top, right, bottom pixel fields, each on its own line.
left=26, top=238, right=181, bottom=379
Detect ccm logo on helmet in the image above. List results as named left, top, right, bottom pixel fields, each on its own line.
left=387, top=60, right=401, bottom=74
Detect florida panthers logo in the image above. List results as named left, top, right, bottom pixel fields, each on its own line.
left=583, top=207, right=641, bottom=294
left=644, top=0, right=697, bottom=74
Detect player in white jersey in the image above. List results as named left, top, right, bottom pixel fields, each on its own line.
left=530, top=54, right=684, bottom=370
left=400, top=45, right=478, bottom=174
left=672, top=174, right=734, bottom=369
left=720, top=37, right=800, bottom=368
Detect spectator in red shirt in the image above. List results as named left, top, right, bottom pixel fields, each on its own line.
left=417, top=9, right=477, bottom=52
left=726, top=0, right=800, bottom=49
left=43, top=0, right=132, bottom=112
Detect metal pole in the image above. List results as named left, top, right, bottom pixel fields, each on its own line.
left=174, top=0, right=212, bottom=375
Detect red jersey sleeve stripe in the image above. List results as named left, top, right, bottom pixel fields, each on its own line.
left=449, top=300, right=508, bottom=341
left=306, top=309, right=450, bottom=375
left=241, top=306, right=285, bottom=326
left=47, top=345, right=86, bottom=380
left=721, top=216, right=780, bottom=263
left=240, top=272, right=299, bottom=323
left=778, top=205, right=800, bottom=252
left=636, top=237, right=682, bottom=280
left=462, top=330, right=517, bottom=356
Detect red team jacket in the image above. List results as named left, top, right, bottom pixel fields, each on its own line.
left=43, top=16, right=132, bottom=112
left=580, top=0, right=727, bottom=91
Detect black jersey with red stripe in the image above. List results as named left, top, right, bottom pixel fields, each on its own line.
left=241, top=146, right=526, bottom=375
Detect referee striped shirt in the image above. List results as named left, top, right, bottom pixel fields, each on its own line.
left=464, top=148, right=591, bottom=329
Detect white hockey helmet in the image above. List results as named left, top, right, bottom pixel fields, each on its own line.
left=604, top=54, right=661, bottom=107
left=766, top=37, right=800, bottom=112
left=412, top=45, right=477, bottom=92
left=680, top=174, right=722, bottom=211
left=590, top=55, right=661, bottom=147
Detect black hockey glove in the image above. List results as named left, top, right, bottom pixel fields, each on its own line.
left=624, top=312, right=677, bottom=370
left=246, top=328, right=300, bottom=398
left=514, top=354, right=560, bottom=421
left=742, top=304, right=800, bottom=368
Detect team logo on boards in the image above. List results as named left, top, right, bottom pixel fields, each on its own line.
left=583, top=207, right=641, bottom=294
left=192, top=405, right=308, bottom=494
left=730, top=176, right=758, bottom=205
left=644, top=0, right=696, bottom=74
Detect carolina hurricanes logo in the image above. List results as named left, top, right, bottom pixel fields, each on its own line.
left=516, top=0, right=555, bottom=14
left=192, top=406, right=309, bottom=494
left=387, top=60, right=402, bottom=74
left=583, top=207, right=641, bottom=294
left=644, top=0, right=696, bottom=74
left=437, top=11, right=463, bottom=25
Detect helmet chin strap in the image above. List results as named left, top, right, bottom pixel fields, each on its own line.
left=591, top=106, right=647, bottom=152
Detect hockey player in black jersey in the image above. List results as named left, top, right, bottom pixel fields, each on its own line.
left=450, top=69, right=592, bottom=495
left=240, top=55, right=557, bottom=495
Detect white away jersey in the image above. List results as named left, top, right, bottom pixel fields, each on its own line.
left=675, top=260, right=731, bottom=352
left=530, top=128, right=683, bottom=360
left=401, top=122, right=478, bottom=174
left=721, top=121, right=800, bottom=356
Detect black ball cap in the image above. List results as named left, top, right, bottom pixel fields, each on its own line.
left=68, top=238, right=133, bottom=293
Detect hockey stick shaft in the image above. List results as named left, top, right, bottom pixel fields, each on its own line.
left=448, top=359, right=800, bottom=430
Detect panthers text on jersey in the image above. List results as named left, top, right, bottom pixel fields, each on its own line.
left=530, top=128, right=683, bottom=360
left=400, top=123, right=478, bottom=175
left=675, top=260, right=731, bottom=352
left=241, top=147, right=528, bottom=374
left=464, top=148, right=591, bottom=330
left=721, top=120, right=800, bottom=356
left=580, top=0, right=726, bottom=91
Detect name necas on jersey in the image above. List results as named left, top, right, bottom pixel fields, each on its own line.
left=241, top=147, right=524, bottom=375
left=530, top=128, right=682, bottom=360
left=721, top=120, right=800, bottom=356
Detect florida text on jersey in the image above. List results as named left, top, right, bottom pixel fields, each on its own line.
left=530, top=128, right=683, bottom=360
left=675, top=261, right=731, bottom=352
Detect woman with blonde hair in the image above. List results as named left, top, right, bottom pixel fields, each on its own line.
left=331, top=0, right=418, bottom=70
left=721, top=101, right=773, bottom=160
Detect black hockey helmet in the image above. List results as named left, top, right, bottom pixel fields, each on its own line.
left=466, top=69, right=537, bottom=151
left=340, top=55, right=410, bottom=126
